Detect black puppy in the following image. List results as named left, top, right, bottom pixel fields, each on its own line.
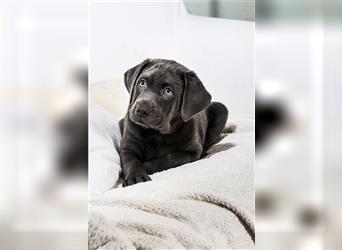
left=119, top=59, right=228, bottom=187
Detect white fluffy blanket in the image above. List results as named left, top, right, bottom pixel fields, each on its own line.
left=89, top=117, right=254, bottom=249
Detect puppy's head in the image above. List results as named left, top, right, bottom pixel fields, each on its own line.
left=124, top=59, right=211, bottom=134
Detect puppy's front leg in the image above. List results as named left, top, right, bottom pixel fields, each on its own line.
left=144, top=151, right=201, bottom=175
left=120, top=150, right=151, bottom=187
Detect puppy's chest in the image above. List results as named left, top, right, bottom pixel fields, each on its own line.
left=142, top=133, right=188, bottom=159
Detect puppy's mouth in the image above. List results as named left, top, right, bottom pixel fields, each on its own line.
left=130, top=115, right=149, bottom=128
left=129, top=111, right=164, bottom=129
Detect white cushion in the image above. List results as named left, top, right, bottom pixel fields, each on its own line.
left=89, top=102, right=122, bottom=197
left=89, top=79, right=128, bottom=120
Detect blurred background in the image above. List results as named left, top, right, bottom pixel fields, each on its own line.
left=0, top=0, right=88, bottom=249
left=184, top=0, right=255, bottom=21
left=255, top=0, right=342, bottom=249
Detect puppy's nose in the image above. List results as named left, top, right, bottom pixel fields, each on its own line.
left=135, top=101, right=152, bottom=118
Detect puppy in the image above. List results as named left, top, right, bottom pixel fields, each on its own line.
left=119, top=59, right=228, bottom=187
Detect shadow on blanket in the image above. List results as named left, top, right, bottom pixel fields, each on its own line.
left=205, top=142, right=236, bottom=157
left=181, top=192, right=255, bottom=243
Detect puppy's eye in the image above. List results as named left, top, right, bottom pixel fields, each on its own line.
left=163, top=87, right=173, bottom=96
left=137, top=79, right=146, bottom=88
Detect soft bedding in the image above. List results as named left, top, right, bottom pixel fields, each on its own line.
left=89, top=102, right=122, bottom=197
left=89, top=115, right=254, bottom=249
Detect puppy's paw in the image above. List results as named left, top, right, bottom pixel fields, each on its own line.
left=123, top=173, right=151, bottom=187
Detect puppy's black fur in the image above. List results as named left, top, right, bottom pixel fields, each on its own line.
left=119, top=59, right=228, bottom=187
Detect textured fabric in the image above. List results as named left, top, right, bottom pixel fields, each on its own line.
left=89, top=116, right=254, bottom=249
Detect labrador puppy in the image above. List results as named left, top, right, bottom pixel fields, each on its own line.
left=119, top=59, right=228, bottom=187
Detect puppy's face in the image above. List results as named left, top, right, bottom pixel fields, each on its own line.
left=124, top=59, right=211, bottom=134
left=129, top=63, right=183, bottom=132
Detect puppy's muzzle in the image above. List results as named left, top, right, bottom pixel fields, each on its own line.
left=134, top=100, right=154, bottom=118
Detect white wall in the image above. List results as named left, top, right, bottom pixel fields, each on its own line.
left=90, top=1, right=254, bottom=117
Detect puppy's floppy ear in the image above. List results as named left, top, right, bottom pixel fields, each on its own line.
left=124, top=59, right=150, bottom=103
left=181, top=71, right=211, bottom=122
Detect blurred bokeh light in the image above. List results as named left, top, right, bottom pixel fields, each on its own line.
left=0, top=0, right=88, bottom=249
